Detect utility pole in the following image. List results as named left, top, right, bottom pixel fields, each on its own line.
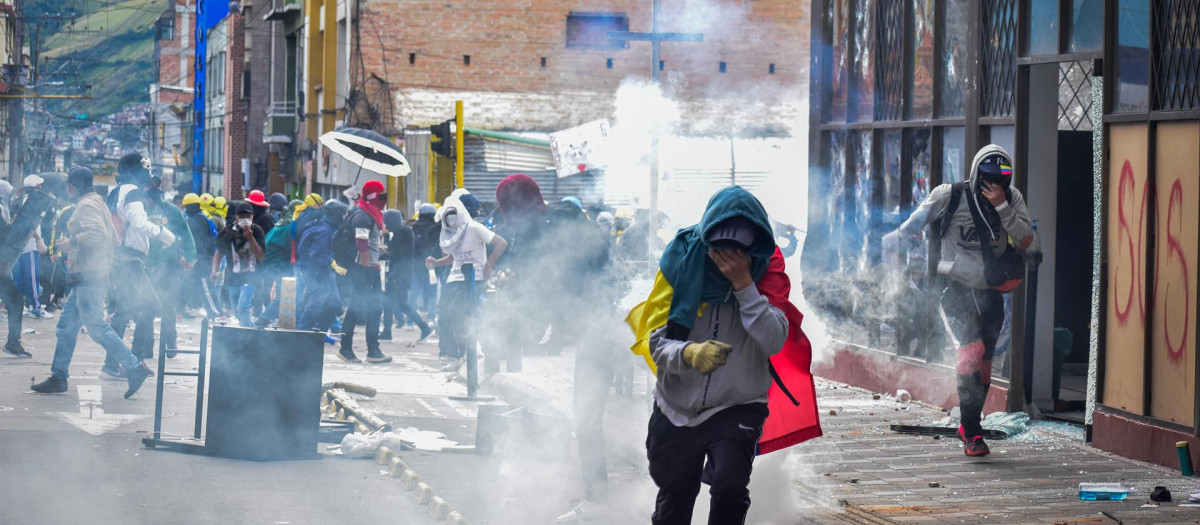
left=609, top=0, right=702, bottom=271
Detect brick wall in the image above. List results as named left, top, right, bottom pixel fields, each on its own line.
left=357, top=0, right=809, bottom=133
left=157, top=0, right=195, bottom=91
left=222, top=10, right=246, bottom=200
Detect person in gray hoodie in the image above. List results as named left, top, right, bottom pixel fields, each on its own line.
left=895, top=144, right=1033, bottom=457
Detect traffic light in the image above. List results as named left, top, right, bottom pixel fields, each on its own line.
left=430, top=119, right=454, bottom=158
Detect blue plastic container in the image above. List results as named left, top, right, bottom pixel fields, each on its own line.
left=1079, top=483, right=1130, bottom=501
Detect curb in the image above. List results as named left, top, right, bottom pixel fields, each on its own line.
left=322, top=394, right=470, bottom=523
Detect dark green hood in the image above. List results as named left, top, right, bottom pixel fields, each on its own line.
left=659, top=186, right=776, bottom=330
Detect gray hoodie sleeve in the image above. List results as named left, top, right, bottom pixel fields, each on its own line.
left=734, top=285, right=788, bottom=356
left=995, top=188, right=1034, bottom=247
left=898, top=183, right=953, bottom=240
left=649, top=325, right=692, bottom=376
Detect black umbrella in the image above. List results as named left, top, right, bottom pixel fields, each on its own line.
left=319, top=127, right=411, bottom=178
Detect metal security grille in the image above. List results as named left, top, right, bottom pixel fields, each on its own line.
left=1058, top=60, right=1095, bottom=131
left=1153, top=0, right=1200, bottom=110
left=874, top=0, right=904, bottom=120
left=981, top=0, right=1017, bottom=117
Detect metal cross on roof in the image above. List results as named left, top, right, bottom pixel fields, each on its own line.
left=608, top=0, right=704, bottom=271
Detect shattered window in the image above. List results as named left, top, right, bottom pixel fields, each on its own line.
left=852, top=0, right=876, bottom=121
left=853, top=130, right=873, bottom=267
left=1115, top=0, right=1150, bottom=112
left=829, top=132, right=849, bottom=269
left=832, top=0, right=851, bottom=122
left=908, top=129, right=932, bottom=210
left=938, top=0, right=969, bottom=117
left=941, top=126, right=965, bottom=183
left=883, top=129, right=902, bottom=216
left=909, top=0, right=935, bottom=119
left=1069, top=0, right=1104, bottom=52
left=1026, top=0, right=1059, bottom=56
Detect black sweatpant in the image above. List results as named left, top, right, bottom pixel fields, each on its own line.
left=938, top=280, right=1005, bottom=439
left=341, top=266, right=382, bottom=355
left=108, top=256, right=159, bottom=362
left=0, top=278, right=24, bottom=348
left=646, top=402, right=768, bottom=525
left=382, top=279, right=429, bottom=334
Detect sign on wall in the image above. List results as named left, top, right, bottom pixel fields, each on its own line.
left=549, top=119, right=610, bottom=178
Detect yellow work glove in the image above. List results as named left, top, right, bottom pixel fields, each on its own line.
left=682, top=340, right=732, bottom=375
left=331, top=261, right=348, bottom=276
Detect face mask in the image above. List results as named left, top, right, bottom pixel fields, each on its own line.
left=443, top=213, right=459, bottom=228
left=237, top=218, right=253, bottom=229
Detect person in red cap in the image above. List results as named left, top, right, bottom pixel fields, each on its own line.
left=247, top=189, right=276, bottom=235
left=338, top=180, right=391, bottom=363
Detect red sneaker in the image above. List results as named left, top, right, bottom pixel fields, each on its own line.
left=958, top=426, right=991, bottom=457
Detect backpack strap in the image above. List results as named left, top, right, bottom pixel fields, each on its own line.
left=935, top=182, right=966, bottom=241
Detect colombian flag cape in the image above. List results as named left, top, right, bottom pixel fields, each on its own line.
left=626, top=247, right=823, bottom=454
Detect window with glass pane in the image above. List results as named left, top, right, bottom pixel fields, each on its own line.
left=1026, top=0, right=1059, bottom=55
left=832, top=0, right=851, bottom=121
left=909, top=129, right=932, bottom=208
left=829, top=132, right=849, bottom=270
left=853, top=0, right=876, bottom=121
left=883, top=130, right=903, bottom=215
left=941, top=127, right=966, bottom=182
left=853, top=130, right=873, bottom=266
left=876, top=0, right=904, bottom=120
left=909, top=0, right=935, bottom=119
left=1153, top=0, right=1200, bottom=110
left=982, top=0, right=1017, bottom=117
left=1069, top=0, right=1104, bottom=52
left=938, top=0, right=969, bottom=117
left=1114, top=0, right=1150, bottom=112
left=987, top=125, right=1016, bottom=156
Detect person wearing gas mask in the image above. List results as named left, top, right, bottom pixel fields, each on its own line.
left=426, top=194, right=508, bottom=365
left=212, top=203, right=265, bottom=328
left=104, top=154, right=176, bottom=376
left=894, top=144, right=1033, bottom=457
left=31, top=167, right=152, bottom=397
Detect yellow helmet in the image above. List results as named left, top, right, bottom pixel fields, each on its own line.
left=213, top=196, right=227, bottom=211
left=182, top=193, right=202, bottom=206
left=200, top=193, right=214, bottom=205
left=304, top=193, right=324, bottom=208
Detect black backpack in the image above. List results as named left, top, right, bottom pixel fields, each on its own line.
left=332, top=207, right=363, bottom=268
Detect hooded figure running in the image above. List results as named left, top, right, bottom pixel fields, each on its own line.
left=641, top=186, right=791, bottom=524
left=894, top=144, right=1033, bottom=457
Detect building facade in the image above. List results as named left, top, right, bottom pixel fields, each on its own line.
left=805, top=0, right=1200, bottom=470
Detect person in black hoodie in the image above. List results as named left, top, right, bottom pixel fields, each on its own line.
left=182, top=193, right=221, bottom=317
left=381, top=209, right=432, bottom=342
left=410, top=203, right=440, bottom=316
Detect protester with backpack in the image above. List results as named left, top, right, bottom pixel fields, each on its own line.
left=130, top=186, right=196, bottom=360
left=381, top=209, right=433, bottom=342
left=297, top=199, right=345, bottom=340
left=105, top=153, right=176, bottom=375
left=183, top=193, right=222, bottom=317
left=257, top=205, right=296, bottom=327
left=893, top=144, right=1033, bottom=457
left=333, top=180, right=393, bottom=364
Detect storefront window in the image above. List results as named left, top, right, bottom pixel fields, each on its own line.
left=909, top=0, right=935, bottom=119
left=829, top=132, right=849, bottom=270
left=1068, top=0, right=1104, bottom=52
left=832, top=0, right=851, bottom=122
left=852, top=0, right=875, bottom=121
left=981, top=0, right=1017, bottom=117
left=941, top=127, right=966, bottom=182
left=853, top=130, right=874, bottom=266
left=883, top=130, right=903, bottom=216
left=1114, top=0, right=1150, bottom=112
left=909, top=129, right=932, bottom=209
left=988, top=125, right=1016, bottom=156
left=1026, top=0, right=1059, bottom=56
left=1152, top=0, right=1200, bottom=110
left=877, top=0, right=904, bottom=120
left=938, top=0, right=969, bottom=117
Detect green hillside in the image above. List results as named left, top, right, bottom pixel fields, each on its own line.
left=32, top=0, right=163, bottom=118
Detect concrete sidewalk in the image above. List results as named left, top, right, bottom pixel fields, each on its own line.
left=482, top=349, right=1200, bottom=524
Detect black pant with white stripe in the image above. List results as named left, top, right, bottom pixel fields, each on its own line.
left=938, top=280, right=1005, bottom=439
